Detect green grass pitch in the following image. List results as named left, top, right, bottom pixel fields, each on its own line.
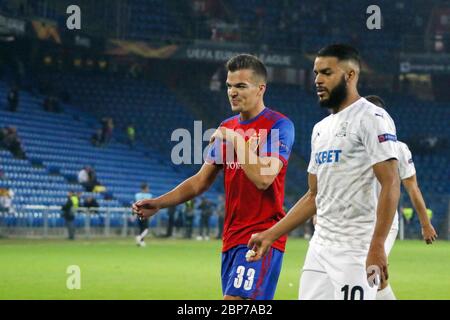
left=0, top=237, right=449, bottom=299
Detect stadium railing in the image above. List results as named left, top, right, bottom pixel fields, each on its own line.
left=0, top=206, right=168, bottom=239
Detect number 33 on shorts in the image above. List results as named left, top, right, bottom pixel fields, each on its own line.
left=234, top=266, right=256, bottom=290
left=221, top=245, right=284, bottom=300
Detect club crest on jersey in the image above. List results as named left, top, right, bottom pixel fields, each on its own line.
left=251, top=132, right=260, bottom=142
left=335, top=122, right=348, bottom=137
left=248, top=132, right=261, bottom=153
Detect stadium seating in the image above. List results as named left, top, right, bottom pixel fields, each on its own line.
left=0, top=80, right=220, bottom=230
left=0, top=0, right=433, bottom=60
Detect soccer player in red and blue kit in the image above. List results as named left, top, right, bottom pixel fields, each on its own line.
left=133, top=54, right=295, bottom=300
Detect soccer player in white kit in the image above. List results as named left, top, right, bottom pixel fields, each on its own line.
left=247, top=44, right=401, bottom=300
left=364, top=95, right=438, bottom=300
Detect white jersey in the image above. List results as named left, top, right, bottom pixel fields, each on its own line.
left=308, top=98, right=397, bottom=250
left=376, top=141, right=416, bottom=230
left=397, top=141, right=416, bottom=181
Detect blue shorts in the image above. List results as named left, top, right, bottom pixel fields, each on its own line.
left=221, top=245, right=284, bottom=300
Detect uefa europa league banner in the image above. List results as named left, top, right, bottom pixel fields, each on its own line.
left=105, top=39, right=308, bottom=68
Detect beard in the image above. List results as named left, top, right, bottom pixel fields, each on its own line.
left=319, top=76, right=348, bottom=109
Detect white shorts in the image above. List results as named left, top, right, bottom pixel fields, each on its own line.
left=385, top=228, right=398, bottom=256
left=298, top=241, right=378, bottom=300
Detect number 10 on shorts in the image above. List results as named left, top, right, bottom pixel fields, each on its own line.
left=234, top=266, right=256, bottom=290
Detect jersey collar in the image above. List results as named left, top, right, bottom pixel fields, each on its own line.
left=238, top=107, right=268, bottom=124
left=332, top=97, right=363, bottom=117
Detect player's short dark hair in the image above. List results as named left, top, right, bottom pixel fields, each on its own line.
left=317, top=44, right=361, bottom=70
left=365, top=95, right=386, bottom=109
left=226, top=54, right=267, bottom=82
left=141, top=183, right=148, bottom=190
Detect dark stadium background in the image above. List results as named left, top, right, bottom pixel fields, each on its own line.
left=0, top=1, right=448, bottom=256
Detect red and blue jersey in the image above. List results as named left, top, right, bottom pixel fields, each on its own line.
left=207, top=107, right=295, bottom=252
